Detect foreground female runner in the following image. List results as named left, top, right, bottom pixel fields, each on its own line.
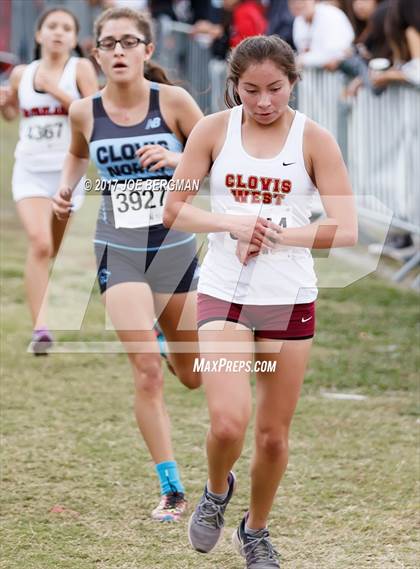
left=164, top=35, right=357, bottom=567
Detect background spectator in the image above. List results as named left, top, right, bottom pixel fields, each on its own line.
left=190, top=10, right=227, bottom=59
left=366, top=0, right=418, bottom=250
left=151, top=1, right=221, bottom=24
left=224, top=0, right=267, bottom=48
left=267, top=0, right=295, bottom=48
left=369, top=0, right=420, bottom=89
left=189, top=0, right=217, bottom=23
left=191, top=0, right=267, bottom=58
left=150, top=0, right=178, bottom=20
left=289, top=0, right=355, bottom=68
left=335, top=0, right=393, bottom=95
left=351, top=0, right=391, bottom=60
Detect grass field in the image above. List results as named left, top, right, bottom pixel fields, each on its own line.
left=1, top=119, right=419, bottom=569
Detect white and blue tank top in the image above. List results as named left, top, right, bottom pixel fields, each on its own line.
left=90, top=82, right=196, bottom=251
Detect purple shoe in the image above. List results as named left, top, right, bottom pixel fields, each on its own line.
left=31, top=327, right=53, bottom=356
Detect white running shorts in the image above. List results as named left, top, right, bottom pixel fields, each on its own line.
left=12, top=160, right=85, bottom=210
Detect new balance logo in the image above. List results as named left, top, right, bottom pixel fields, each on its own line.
left=145, top=117, right=161, bottom=130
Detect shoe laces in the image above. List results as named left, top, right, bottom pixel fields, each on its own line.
left=243, top=529, right=279, bottom=564
left=164, top=492, right=185, bottom=510
left=195, top=494, right=226, bottom=529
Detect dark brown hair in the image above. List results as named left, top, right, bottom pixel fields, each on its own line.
left=94, top=7, right=173, bottom=85
left=385, top=0, right=413, bottom=63
left=34, top=8, right=83, bottom=60
left=224, top=35, right=300, bottom=108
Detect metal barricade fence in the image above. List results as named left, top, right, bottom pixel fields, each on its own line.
left=209, top=59, right=228, bottom=113
left=295, top=68, right=347, bottom=144
left=154, top=18, right=212, bottom=113
left=347, top=84, right=420, bottom=234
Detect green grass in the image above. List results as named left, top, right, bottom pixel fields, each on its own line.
left=1, top=119, right=419, bottom=568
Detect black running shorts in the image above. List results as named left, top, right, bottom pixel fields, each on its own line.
left=94, top=238, right=199, bottom=295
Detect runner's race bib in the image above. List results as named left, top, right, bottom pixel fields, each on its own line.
left=264, top=206, right=295, bottom=255
left=23, top=115, right=69, bottom=153
left=224, top=206, right=295, bottom=256
left=110, top=180, right=167, bottom=229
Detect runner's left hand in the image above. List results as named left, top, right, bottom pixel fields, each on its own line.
left=35, top=69, right=59, bottom=95
left=136, top=145, right=179, bottom=172
left=262, top=226, right=286, bottom=250
left=53, top=187, right=73, bottom=220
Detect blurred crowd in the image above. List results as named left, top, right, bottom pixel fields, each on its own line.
left=123, top=0, right=419, bottom=96
left=186, top=0, right=420, bottom=96
left=1, top=0, right=419, bottom=96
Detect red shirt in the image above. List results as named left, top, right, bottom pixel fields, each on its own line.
left=230, top=1, right=267, bottom=47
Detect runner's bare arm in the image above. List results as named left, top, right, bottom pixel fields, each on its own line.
left=57, top=99, right=91, bottom=191
left=273, top=122, right=358, bottom=249
left=76, top=58, right=99, bottom=97
left=53, top=99, right=92, bottom=219
left=172, top=86, right=204, bottom=141
left=0, top=65, right=25, bottom=121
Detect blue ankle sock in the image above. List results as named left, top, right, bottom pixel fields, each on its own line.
left=155, top=461, right=185, bottom=495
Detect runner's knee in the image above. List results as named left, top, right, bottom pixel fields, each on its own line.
left=131, top=355, right=164, bottom=397
left=210, top=414, right=248, bottom=445
left=256, top=427, right=289, bottom=461
left=29, top=234, right=53, bottom=259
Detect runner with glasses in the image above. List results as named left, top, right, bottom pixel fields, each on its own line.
left=52, top=7, right=203, bottom=522
left=97, top=36, right=149, bottom=50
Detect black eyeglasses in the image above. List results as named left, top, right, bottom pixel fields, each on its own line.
left=97, top=35, right=148, bottom=51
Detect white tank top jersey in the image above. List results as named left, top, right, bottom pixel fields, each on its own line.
left=198, top=105, right=319, bottom=305
left=15, top=57, right=80, bottom=172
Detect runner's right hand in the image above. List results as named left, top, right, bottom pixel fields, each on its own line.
left=53, top=187, right=73, bottom=220
left=0, top=86, right=12, bottom=108
left=227, top=215, right=279, bottom=248
left=236, top=240, right=262, bottom=265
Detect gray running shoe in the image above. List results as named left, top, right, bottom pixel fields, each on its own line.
left=188, top=471, right=236, bottom=553
left=232, top=515, right=280, bottom=568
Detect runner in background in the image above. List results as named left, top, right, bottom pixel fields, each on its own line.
left=0, top=8, right=98, bottom=355
left=53, top=7, right=203, bottom=523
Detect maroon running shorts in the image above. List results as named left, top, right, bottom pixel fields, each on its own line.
left=197, top=293, right=315, bottom=340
